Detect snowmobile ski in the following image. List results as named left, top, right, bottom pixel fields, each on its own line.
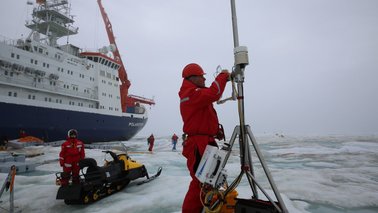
left=137, top=167, right=162, bottom=185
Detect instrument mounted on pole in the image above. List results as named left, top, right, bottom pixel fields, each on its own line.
left=195, top=1, right=289, bottom=213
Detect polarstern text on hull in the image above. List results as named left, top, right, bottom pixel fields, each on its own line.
left=128, top=122, right=144, bottom=127
left=0, top=0, right=154, bottom=142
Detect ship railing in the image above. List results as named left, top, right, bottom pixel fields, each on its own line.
left=25, top=19, right=78, bottom=36
left=0, top=73, right=98, bottom=100
left=0, top=35, right=17, bottom=46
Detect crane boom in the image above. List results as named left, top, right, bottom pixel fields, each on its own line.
left=97, top=0, right=134, bottom=112
left=97, top=0, right=155, bottom=110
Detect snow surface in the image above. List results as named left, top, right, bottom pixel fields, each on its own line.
left=1, top=135, right=377, bottom=213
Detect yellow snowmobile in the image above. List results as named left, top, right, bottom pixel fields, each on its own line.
left=55, top=144, right=162, bottom=205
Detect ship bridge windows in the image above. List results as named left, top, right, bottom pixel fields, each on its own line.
left=100, top=58, right=105, bottom=65
left=83, top=55, right=120, bottom=71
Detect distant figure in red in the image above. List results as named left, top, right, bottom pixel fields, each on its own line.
left=0, top=135, right=8, bottom=150
left=59, top=129, right=85, bottom=185
left=147, top=134, right=155, bottom=152
left=19, top=129, right=27, bottom=138
left=171, top=133, right=179, bottom=151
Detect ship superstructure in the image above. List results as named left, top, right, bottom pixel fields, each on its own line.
left=0, top=0, right=154, bottom=142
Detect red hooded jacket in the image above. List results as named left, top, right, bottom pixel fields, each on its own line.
left=179, top=72, right=229, bottom=136
left=59, top=138, right=85, bottom=166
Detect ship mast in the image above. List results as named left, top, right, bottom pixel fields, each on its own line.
left=26, top=0, right=78, bottom=47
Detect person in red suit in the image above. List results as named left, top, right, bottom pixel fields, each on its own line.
left=147, top=134, right=155, bottom=152
left=171, top=133, right=179, bottom=151
left=59, top=129, right=85, bottom=186
left=179, top=63, right=230, bottom=213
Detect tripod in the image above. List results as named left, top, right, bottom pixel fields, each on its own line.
left=218, top=1, right=288, bottom=212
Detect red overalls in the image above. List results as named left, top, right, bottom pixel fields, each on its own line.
left=59, top=138, right=85, bottom=185
left=179, top=72, right=229, bottom=213
left=148, top=135, right=155, bottom=151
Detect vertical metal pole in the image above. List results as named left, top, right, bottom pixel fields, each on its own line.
left=231, top=0, right=257, bottom=196
left=228, top=1, right=288, bottom=212
left=231, top=0, right=240, bottom=48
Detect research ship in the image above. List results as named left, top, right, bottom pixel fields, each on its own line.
left=0, top=0, right=154, bottom=142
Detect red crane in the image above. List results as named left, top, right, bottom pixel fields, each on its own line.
left=97, top=0, right=155, bottom=112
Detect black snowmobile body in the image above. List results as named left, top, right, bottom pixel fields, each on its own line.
left=55, top=150, right=158, bottom=205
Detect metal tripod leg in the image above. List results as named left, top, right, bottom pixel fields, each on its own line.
left=224, top=125, right=288, bottom=213
left=0, top=165, right=16, bottom=213
left=246, top=126, right=288, bottom=213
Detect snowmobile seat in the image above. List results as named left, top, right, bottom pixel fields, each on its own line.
left=79, top=158, right=97, bottom=169
left=79, top=158, right=104, bottom=184
left=101, top=160, right=125, bottom=182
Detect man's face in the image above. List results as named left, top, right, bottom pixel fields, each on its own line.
left=190, top=75, right=206, bottom=88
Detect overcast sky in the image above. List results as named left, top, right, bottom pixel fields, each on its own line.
left=1, top=0, right=377, bottom=137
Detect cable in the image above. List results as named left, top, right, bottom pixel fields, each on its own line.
left=200, top=186, right=224, bottom=213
